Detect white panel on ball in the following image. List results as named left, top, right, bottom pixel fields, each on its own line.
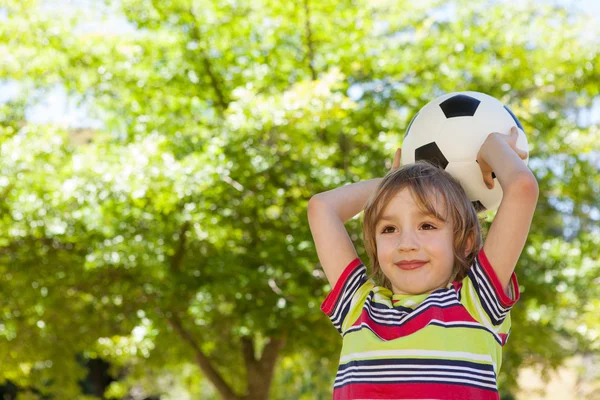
left=435, top=116, right=489, bottom=163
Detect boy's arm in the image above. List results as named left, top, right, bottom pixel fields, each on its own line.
left=477, top=127, right=539, bottom=293
left=307, top=178, right=383, bottom=287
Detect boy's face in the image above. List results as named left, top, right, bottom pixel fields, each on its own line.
left=375, top=188, right=455, bottom=295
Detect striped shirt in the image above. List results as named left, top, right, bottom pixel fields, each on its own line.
left=321, top=248, right=520, bottom=400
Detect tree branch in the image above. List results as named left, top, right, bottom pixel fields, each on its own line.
left=302, top=0, right=317, bottom=81
left=187, top=8, right=230, bottom=113
left=170, top=220, right=191, bottom=272
left=166, top=312, right=240, bottom=400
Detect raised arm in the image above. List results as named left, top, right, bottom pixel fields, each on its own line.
left=477, top=127, right=539, bottom=293
left=307, top=149, right=401, bottom=287
left=307, top=178, right=382, bottom=287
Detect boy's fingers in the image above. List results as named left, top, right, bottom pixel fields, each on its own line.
left=482, top=172, right=490, bottom=189
left=517, top=148, right=528, bottom=159
left=508, top=127, right=527, bottom=159
left=513, top=145, right=528, bottom=159
left=393, top=148, right=401, bottom=168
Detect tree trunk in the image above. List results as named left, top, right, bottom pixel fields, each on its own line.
left=166, top=311, right=287, bottom=400
left=166, top=313, right=239, bottom=400
left=241, top=336, right=286, bottom=400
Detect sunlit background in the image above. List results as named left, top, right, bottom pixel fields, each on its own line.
left=0, top=0, right=599, bottom=399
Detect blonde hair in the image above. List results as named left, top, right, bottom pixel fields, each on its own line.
left=362, top=161, right=483, bottom=290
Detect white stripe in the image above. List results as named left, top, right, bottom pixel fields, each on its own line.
left=349, top=319, right=486, bottom=331
left=345, top=318, right=502, bottom=347
left=474, top=267, right=506, bottom=321
left=473, top=260, right=509, bottom=321
left=362, top=299, right=456, bottom=328
left=336, top=370, right=496, bottom=384
left=336, top=367, right=496, bottom=383
left=468, top=283, right=503, bottom=348
left=330, top=267, right=365, bottom=326
left=428, top=319, right=492, bottom=330
left=472, top=261, right=503, bottom=318
left=472, top=267, right=509, bottom=325
left=365, top=291, right=459, bottom=325
left=338, top=284, right=459, bottom=328
left=337, top=363, right=496, bottom=377
left=334, top=376, right=498, bottom=390
left=340, top=349, right=495, bottom=367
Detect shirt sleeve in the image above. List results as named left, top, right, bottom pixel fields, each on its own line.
left=458, top=248, right=520, bottom=345
left=320, top=258, right=373, bottom=335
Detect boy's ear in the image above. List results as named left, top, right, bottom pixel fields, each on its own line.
left=464, top=232, right=475, bottom=257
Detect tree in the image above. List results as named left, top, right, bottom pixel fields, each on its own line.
left=0, top=0, right=599, bottom=398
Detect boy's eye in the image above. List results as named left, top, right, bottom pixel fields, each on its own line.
left=380, top=223, right=436, bottom=233
left=381, top=226, right=394, bottom=233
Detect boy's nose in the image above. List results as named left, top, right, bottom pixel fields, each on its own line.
left=396, top=232, right=419, bottom=252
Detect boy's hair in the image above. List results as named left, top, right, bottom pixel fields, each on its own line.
left=362, top=161, right=483, bottom=290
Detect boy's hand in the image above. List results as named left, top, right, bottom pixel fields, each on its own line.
left=391, top=148, right=401, bottom=172
left=477, top=127, right=528, bottom=189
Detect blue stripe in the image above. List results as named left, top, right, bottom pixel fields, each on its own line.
left=468, top=266, right=503, bottom=325
left=329, top=265, right=367, bottom=331
left=362, top=291, right=462, bottom=327
left=338, top=357, right=496, bottom=371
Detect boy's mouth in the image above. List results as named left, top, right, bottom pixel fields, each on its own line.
left=394, top=260, right=428, bottom=270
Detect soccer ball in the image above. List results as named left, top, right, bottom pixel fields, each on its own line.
left=401, top=91, right=529, bottom=212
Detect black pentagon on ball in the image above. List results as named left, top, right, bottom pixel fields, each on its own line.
left=472, top=200, right=487, bottom=213
left=439, top=94, right=481, bottom=118
left=415, top=142, right=448, bottom=170
left=504, top=106, right=524, bottom=131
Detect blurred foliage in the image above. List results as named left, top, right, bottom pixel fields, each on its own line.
left=0, top=0, right=599, bottom=398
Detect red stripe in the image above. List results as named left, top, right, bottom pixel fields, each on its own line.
left=321, top=258, right=363, bottom=315
left=351, top=302, right=480, bottom=341
left=477, top=249, right=520, bottom=308
left=334, top=382, right=499, bottom=399
left=452, top=281, right=463, bottom=292
left=499, top=333, right=508, bottom=345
